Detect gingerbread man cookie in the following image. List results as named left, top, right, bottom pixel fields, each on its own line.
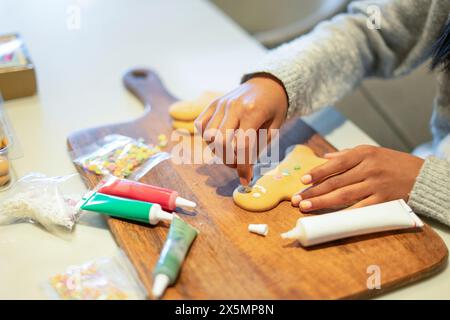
left=233, top=145, right=327, bottom=211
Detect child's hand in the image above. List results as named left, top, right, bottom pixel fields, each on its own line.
left=291, top=145, right=424, bottom=212
left=195, top=75, right=288, bottom=185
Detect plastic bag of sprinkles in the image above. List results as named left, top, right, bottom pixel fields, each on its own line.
left=73, top=134, right=169, bottom=179
left=44, top=251, right=147, bottom=300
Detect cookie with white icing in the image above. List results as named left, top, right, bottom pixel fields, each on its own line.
left=233, top=145, right=327, bottom=211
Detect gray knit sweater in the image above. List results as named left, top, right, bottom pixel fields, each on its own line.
left=243, top=0, right=450, bottom=226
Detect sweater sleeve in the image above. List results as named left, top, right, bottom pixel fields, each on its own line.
left=408, top=157, right=450, bottom=226
left=242, top=0, right=449, bottom=117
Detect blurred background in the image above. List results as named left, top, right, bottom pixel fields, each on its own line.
left=211, top=0, right=437, bottom=152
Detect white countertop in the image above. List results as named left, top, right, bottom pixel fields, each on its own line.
left=0, top=0, right=448, bottom=299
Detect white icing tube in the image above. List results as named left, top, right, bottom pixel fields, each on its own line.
left=281, top=199, right=424, bottom=247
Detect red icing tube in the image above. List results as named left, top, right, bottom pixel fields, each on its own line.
left=97, top=176, right=196, bottom=212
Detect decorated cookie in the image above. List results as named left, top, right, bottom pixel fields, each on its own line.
left=169, top=91, right=223, bottom=122
left=233, top=145, right=327, bottom=211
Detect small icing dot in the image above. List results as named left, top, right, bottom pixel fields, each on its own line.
left=294, top=165, right=301, bottom=170
left=252, top=192, right=261, bottom=198
left=273, top=175, right=282, bottom=180
left=282, top=169, right=290, bottom=176
left=254, top=184, right=267, bottom=193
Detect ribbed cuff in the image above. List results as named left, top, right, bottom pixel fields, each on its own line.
left=408, top=157, right=450, bottom=226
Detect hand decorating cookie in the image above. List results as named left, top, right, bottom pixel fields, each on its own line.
left=232, top=145, right=327, bottom=211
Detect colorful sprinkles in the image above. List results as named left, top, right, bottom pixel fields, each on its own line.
left=158, top=134, right=168, bottom=147
left=79, top=135, right=167, bottom=178
left=273, top=174, right=282, bottom=181
left=49, top=263, right=129, bottom=300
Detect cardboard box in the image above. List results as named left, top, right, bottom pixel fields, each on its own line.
left=0, top=33, right=37, bottom=100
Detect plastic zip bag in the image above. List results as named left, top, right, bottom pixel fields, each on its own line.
left=0, top=173, right=81, bottom=233
left=44, top=251, right=147, bottom=300
left=73, top=134, right=170, bottom=179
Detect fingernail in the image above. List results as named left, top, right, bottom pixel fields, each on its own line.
left=239, top=177, right=249, bottom=186
left=291, top=194, right=302, bottom=206
left=300, top=200, right=312, bottom=210
left=301, top=174, right=312, bottom=184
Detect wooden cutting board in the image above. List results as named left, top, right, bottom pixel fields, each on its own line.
left=67, top=69, right=448, bottom=299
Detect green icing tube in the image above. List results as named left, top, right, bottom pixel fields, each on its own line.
left=152, top=216, right=198, bottom=299
left=81, top=192, right=173, bottom=225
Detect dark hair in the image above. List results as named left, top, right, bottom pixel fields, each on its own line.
left=431, top=20, right=450, bottom=72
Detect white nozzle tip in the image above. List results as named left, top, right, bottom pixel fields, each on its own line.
left=281, top=228, right=301, bottom=240
left=152, top=274, right=170, bottom=299
left=175, top=197, right=197, bottom=209
left=157, top=209, right=174, bottom=222
left=149, top=205, right=174, bottom=225
left=248, top=224, right=268, bottom=236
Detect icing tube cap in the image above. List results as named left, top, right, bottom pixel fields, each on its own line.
left=149, top=204, right=174, bottom=225
left=175, top=197, right=197, bottom=209
left=281, top=227, right=302, bottom=240
left=152, top=273, right=170, bottom=299
left=248, top=224, right=269, bottom=236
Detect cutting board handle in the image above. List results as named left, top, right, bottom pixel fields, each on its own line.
left=122, top=68, right=176, bottom=112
